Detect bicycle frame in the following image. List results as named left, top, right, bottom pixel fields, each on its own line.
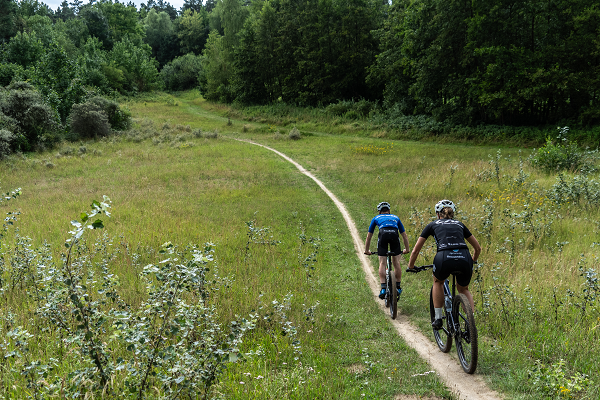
left=371, top=251, right=399, bottom=319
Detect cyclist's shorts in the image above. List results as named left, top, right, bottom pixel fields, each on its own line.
left=377, top=228, right=401, bottom=256
left=432, top=248, right=473, bottom=287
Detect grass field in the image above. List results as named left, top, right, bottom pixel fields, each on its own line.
left=0, top=91, right=598, bottom=399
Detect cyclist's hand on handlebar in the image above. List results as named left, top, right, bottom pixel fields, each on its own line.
left=364, top=250, right=372, bottom=255
left=402, top=248, right=410, bottom=255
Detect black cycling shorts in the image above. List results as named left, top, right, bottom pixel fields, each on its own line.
left=377, top=228, right=402, bottom=256
left=432, top=248, right=473, bottom=287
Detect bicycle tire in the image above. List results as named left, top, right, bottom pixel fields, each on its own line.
left=429, top=287, right=452, bottom=353
left=389, top=268, right=397, bottom=319
left=453, top=293, right=478, bottom=374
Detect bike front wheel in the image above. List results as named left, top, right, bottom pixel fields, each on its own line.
left=453, top=294, right=478, bottom=374
left=389, top=268, right=398, bottom=319
left=429, top=287, right=451, bottom=353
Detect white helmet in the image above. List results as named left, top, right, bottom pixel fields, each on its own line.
left=377, top=201, right=391, bottom=211
left=435, top=199, right=455, bottom=213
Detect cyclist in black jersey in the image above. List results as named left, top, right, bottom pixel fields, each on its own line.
left=364, top=202, right=410, bottom=299
left=407, top=199, right=481, bottom=329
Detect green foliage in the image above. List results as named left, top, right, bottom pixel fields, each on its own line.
left=530, top=127, right=596, bottom=173
left=3, top=31, right=45, bottom=69
left=143, top=9, right=179, bottom=67
left=0, top=198, right=254, bottom=398
left=0, top=81, right=60, bottom=151
left=160, top=53, right=204, bottom=91
left=0, top=63, right=24, bottom=87
left=109, top=38, right=161, bottom=93
left=0, top=129, right=16, bottom=158
left=176, top=8, right=210, bottom=55
left=528, top=359, right=592, bottom=399
left=372, top=0, right=600, bottom=125
left=288, top=126, right=301, bottom=140
left=87, top=96, right=131, bottom=131
left=68, top=101, right=111, bottom=139
left=229, top=0, right=380, bottom=106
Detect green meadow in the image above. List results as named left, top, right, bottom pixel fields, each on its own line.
left=0, top=91, right=598, bottom=399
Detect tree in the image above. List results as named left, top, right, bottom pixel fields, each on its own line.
left=95, top=1, right=144, bottom=45
left=232, top=0, right=279, bottom=104
left=144, top=9, right=179, bottom=67
left=0, top=0, right=17, bottom=43
left=3, top=31, right=45, bottom=68
left=79, top=6, right=112, bottom=49
left=175, top=8, right=209, bottom=55
left=109, top=37, right=161, bottom=92
left=0, top=81, right=60, bottom=151
left=55, top=0, right=75, bottom=21
left=181, top=0, right=203, bottom=13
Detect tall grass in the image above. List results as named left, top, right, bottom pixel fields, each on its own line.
left=0, top=119, right=449, bottom=398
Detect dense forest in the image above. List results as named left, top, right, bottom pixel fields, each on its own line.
left=1, top=0, right=599, bottom=154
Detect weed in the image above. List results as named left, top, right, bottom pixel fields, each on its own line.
left=289, top=126, right=301, bottom=140
left=530, top=127, right=597, bottom=173
left=529, top=359, right=592, bottom=398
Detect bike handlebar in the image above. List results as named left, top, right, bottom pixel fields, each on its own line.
left=406, top=265, right=434, bottom=273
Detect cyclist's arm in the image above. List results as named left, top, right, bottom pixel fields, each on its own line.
left=408, top=236, right=427, bottom=269
left=364, top=232, right=374, bottom=255
left=400, top=231, right=410, bottom=254
left=466, top=235, right=481, bottom=262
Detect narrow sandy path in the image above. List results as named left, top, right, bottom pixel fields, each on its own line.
left=237, top=139, right=502, bottom=400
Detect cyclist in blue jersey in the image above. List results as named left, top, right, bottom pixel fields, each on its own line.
left=408, top=199, right=481, bottom=329
left=364, top=202, right=410, bottom=299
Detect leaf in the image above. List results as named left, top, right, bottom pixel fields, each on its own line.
left=91, top=219, right=104, bottom=229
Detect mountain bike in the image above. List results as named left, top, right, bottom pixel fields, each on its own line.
left=406, top=265, right=478, bottom=374
left=370, top=251, right=400, bottom=319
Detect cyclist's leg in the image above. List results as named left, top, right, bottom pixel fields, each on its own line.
left=378, top=256, right=387, bottom=284
left=392, top=254, right=402, bottom=282
left=455, top=249, right=475, bottom=311
left=432, top=277, right=444, bottom=308
left=432, top=251, right=448, bottom=310
left=377, top=231, right=394, bottom=284
left=457, top=284, right=474, bottom=311
left=389, top=234, right=402, bottom=283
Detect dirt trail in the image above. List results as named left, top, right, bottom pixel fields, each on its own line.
left=237, top=139, right=502, bottom=400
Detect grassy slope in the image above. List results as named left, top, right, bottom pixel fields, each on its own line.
left=125, top=92, right=600, bottom=399
left=2, top=91, right=598, bottom=399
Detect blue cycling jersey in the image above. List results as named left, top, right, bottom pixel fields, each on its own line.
left=368, top=213, right=406, bottom=234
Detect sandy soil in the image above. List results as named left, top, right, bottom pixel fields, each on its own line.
left=238, top=139, right=503, bottom=400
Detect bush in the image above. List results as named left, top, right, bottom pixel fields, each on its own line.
left=0, top=63, right=24, bottom=87
left=160, top=53, right=204, bottom=92
left=0, top=82, right=60, bottom=151
left=529, top=127, right=596, bottom=173
left=69, top=102, right=111, bottom=139
left=0, top=129, right=16, bottom=158
left=87, top=96, right=131, bottom=131
left=289, top=126, right=301, bottom=140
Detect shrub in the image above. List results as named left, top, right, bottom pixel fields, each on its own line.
left=160, top=53, right=204, bottom=91
left=529, top=127, right=596, bottom=173
left=289, top=126, right=301, bottom=140
left=0, top=129, right=16, bottom=158
left=0, top=82, right=60, bottom=151
left=0, top=63, right=24, bottom=87
left=87, top=96, right=131, bottom=131
left=69, top=102, right=111, bottom=139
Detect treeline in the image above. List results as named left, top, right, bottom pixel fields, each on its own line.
left=221, top=0, right=600, bottom=127
left=1, top=0, right=599, bottom=155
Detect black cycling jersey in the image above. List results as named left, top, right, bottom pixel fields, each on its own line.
left=420, top=218, right=472, bottom=252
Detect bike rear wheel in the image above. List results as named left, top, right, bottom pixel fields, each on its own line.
left=429, top=287, right=452, bottom=353
left=453, top=294, right=478, bottom=374
left=389, top=267, right=398, bottom=319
